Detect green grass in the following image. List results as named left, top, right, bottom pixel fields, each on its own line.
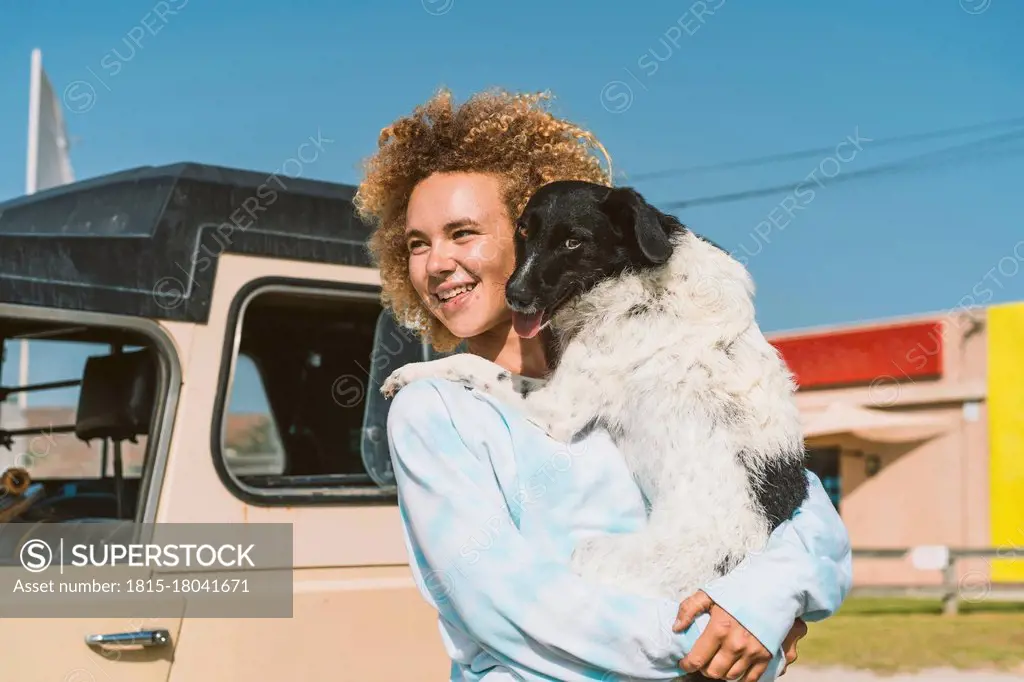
left=798, top=598, right=1024, bottom=673
left=835, top=596, right=1024, bottom=616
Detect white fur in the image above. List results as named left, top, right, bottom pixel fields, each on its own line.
left=382, top=231, right=804, bottom=601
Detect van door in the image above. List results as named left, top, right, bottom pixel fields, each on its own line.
left=0, top=325, right=185, bottom=681
left=0, top=565, right=184, bottom=682
left=0, top=619, right=182, bottom=682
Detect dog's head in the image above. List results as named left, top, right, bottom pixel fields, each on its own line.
left=505, top=180, right=687, bottom=338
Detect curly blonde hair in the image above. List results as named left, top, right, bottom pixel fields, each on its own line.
left=354, top=87, right=613, bottom=352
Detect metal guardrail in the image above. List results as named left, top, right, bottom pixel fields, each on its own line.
left=850, top=546, right=1024, bottom=614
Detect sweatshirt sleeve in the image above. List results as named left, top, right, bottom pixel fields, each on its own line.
left=386, top=378, right=734, bottom=681
left=701, top=470, right=853, bottom=655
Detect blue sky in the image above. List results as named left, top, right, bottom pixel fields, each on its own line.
left=1, top=0, right=1023, bottom=409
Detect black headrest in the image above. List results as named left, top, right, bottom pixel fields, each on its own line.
left=75, top=348, right=157, bottom=443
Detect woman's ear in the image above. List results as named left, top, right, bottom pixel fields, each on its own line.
left=599, top=186, right=674, bottom=264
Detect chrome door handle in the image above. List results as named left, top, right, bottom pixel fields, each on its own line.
left=86, top=630, right=170, bottom=647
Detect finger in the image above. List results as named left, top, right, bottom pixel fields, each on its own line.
left=781, top=636, right=798, bottom=665
left=723, top=653, right=755, bottom=681
left=673, top=591, right=713, bottom=632
left=673, top=590, right=713, bottom=632
left=789, top=618, right=808, bottom=641
left=679, top=631, right=722, bottom=674
left=781, top=620, right=807, bottom=662
left=780, top=622, right=804, bottom=649
left=742, top=660, right=770, bottom=682
left=702, top=645, right=742, bottom=679
left=783, top=637, right=799, bottom=665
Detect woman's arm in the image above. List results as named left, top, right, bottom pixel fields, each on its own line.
left=387, top=377, right=725, bottom=681
left=698, top=470, right=854, bottom=655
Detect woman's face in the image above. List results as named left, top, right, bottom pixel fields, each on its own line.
left=405, top=172, right=517, bottom=340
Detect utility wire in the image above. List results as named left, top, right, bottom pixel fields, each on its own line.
left=623, top=114, right=1024, bottom=182
left=659, top=128, right=1024, bottom=211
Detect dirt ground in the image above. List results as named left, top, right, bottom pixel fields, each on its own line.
left=781, top=666, right=1024, bottom=681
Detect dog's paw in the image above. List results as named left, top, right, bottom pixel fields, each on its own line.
left=571, top=536, right=670, bottom=598
left=570, top=534, right=616, bottom=573
left=569, top=537, right=632, bottom=590
left=542, top=418, right=579, bottom=443
left=380, top=362, right=443, bottom=398
left=380, top=366, right=413, bottom=398
left=572, top=532, right=641, bottom=573
left=569, top=541, right=592, bottom=575
left=519, top=409, right=581, bottom=442
left=380, top=358, right=490, bottom=398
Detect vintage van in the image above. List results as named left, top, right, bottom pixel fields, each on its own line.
left=0, top=163, right=454, bottom=680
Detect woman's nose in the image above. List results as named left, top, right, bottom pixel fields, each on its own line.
left=425, top=242, right=456, bottom=277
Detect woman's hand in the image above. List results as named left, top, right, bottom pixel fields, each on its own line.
left=779, top=617, right=808, bottom=675
left=673, top=590, right=802, bottom=681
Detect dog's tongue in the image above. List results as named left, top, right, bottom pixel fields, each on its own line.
left=512, top=311, right=544, bottom=338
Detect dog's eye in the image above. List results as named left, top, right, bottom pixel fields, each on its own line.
left=565, top=238, right=581, bottom=249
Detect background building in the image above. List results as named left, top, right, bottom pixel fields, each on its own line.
left=768, top=299, right=1024, bottom=588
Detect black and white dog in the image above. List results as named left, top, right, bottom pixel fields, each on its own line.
left=382, top=180, right=808, bottom=601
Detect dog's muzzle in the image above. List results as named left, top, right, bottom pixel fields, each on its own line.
left=505, top=287, right=539, bottom=314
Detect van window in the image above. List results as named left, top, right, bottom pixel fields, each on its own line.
left=0, top=327, right=167, bottom=524
left=216, top=284, right=429, bottom=503
left=1, top=339, right=136, bottom=479
left=222, top=353, right=286, bottom=477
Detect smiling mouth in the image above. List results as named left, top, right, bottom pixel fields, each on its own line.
left=434, top=282, right=478, bottom=307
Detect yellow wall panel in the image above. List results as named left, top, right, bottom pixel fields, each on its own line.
left=988, top=301, right=1024, bottom=582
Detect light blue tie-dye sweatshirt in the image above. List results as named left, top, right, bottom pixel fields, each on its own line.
left=386, top=374, right=853, bottom=681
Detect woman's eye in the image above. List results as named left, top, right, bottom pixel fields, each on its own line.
left=565, top=238, right=581, bottom=249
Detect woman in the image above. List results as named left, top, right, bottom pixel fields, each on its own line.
left=355, top=88, right=852, bottom=681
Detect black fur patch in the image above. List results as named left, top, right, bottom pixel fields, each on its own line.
left=720, top=400, right=744, bottom=427
left=714, top=553, right=742, bottom=577
left=497, top=371, right=511, bottom=382
left=627, top=303, right=649, bottom=317
left=743, top=448, right=810, bottom=530
left=714, top=339, right=736, bottom=358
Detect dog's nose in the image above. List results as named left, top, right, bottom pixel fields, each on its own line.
left=505, top=284, right=535, bottom=311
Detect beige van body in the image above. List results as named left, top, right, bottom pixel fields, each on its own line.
left=0, top=164, right=453, bottom=680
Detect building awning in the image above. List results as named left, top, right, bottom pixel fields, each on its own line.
left=800, top=402, right=952, bottom=444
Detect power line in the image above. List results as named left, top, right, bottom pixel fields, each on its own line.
left=658, top=128, right=1024, bottom=211
left=623, top=114, right=1024, bottom=182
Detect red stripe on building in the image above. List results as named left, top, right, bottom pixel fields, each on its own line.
left=769, top=321, right=943, bottom=390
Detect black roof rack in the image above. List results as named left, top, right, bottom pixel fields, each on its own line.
left=0, top=162, right=376, bottom=323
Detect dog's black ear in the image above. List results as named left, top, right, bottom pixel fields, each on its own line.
left=599, top=186, right=673, bottom=264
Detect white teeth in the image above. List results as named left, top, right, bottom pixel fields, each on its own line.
left=437, top=283, right=476, bottom=301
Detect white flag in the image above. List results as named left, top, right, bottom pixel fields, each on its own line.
left=19, top=48, right=76, bottom=409
left=25, top=48, right=74, bottom=195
